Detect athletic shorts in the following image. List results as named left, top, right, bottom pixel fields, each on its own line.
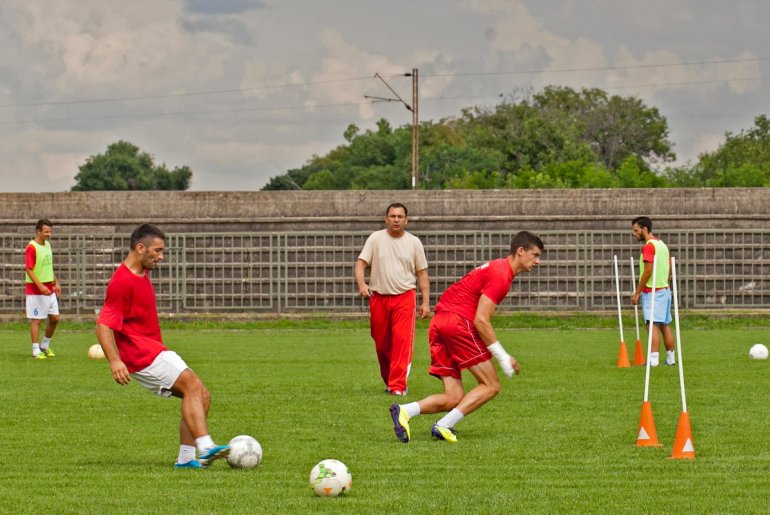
left=428, top=311, right=492, bottom=380
left=131, top=350, right=189, bottom=398
left=641, top=289, right=672, bottom=325
left=26, top=294, right=60, bottom=319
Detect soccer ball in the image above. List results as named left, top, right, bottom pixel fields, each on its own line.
left=87, top=344, right=105, bottom=360
left=226, top=435, right=262, bottom=469
left=749, top=343, right=769, bottom=360
left=309, top=459, right=352, bottom=497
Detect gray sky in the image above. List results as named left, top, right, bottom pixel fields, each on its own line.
left=1, top=0, right=768, bottom=192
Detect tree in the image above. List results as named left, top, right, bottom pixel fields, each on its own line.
left=72, top=141, right=192, bottom=191
left=261, top=86, right=681, bottom=190
left=689, top=115, right=770, bottom=186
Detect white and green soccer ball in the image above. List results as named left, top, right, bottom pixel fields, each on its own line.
left=226, top=435, right=262, bottom=469
left=749, top=343, right=769, bottom=360
left=309, top=459, right=352, bottom=497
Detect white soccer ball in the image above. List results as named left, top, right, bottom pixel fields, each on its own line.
left=309, top=459, right=352, bottom=497
left=226, top=435, right=262, bottom=469
left=749, top=343, right=769, bottom=360
left=87, top=344, right=105, bottom=360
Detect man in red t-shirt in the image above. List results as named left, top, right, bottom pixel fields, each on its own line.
left=96, top=224, right=230, bottom=469
left=390, top=231, right=543, bottom=443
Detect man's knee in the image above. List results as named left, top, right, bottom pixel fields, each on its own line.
left=174, top=370, right=205, bottom=397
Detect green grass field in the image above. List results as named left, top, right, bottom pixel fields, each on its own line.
left=1, top=318, right=770, bottom=513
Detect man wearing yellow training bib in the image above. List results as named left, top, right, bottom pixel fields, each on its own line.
left=630, top=216, right=675, bottom=367
left=25, top=219, right=61, bottom=360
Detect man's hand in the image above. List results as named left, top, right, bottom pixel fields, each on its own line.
left=510, top=355, right=521, bottom=376
left=418, top=301, right=430, bottom=319
left=110, top=359, right=131, bottom=385
left=358, top=284, right=372, bottom=298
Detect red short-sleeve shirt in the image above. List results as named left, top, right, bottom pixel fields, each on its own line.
left=434, top=258, right=515, bottom=321
left=97, top=263, right=167, bottom=373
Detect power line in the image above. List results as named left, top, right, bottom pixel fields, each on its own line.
left=1, top=74, right=766, bottom=127
left=417, top=56, right=770, bottom=80
left=1, top=56, right=767, bottom=109
left=0, top=76, right=374, bottom=108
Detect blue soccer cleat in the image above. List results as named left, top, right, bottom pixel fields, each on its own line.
left=174, top=459, right=205, bottom=469
left=199, top=445, right=230, bottom=467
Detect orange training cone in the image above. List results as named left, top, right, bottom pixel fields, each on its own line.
left=636, top=401, right=661, bottom=447
left=633, top=339, right=645, bottom=366
left=671, top=411, right=695, bottom=459
left=617, top=340, right=630, bottom=368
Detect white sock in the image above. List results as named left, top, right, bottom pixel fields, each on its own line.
left=41, top=337, right=51, bottom=350
left=32, top=343, right=40, bottom=356
left=436, top=408, right=464, bottom=429
left=649, top=352, right=659, bottom=366
left=403, top=402, right=421, bottom=418
left=666, top=350, right=676, bottom=364
left=177, top=444, right=196, bottom=464
left=195, top=435, right=216, bottom=454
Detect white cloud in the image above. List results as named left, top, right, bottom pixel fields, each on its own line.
left=0, top=0, right=768, bottom=191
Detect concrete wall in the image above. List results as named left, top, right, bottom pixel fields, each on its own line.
left=1, top=188, right=767, bottom=233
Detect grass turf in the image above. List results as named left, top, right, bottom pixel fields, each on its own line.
left=1, top=320, right=769, bottom=513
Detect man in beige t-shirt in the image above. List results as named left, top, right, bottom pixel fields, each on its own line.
left=355, top=203, right=430, bottom=396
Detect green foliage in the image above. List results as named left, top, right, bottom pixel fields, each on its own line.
left=691, top=115, right=770, bottom=187
left=261, top=85, right=767, bottom=190
left=71, top=141, right=192, bottom=191
left=3, top=326, right=770, bottom=513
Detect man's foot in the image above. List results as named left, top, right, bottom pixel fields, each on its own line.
left=431, top=424, right=458, bottom=443
left=664, top=361, right=676, bottom=366
left=33, top=353, right=47, bottom=360
left=199, top=445, right=230, bottom=466
left=42, top=348, right=56, bottom=357
left=174, top=459, right=205, bottom=469
left=389, top=404, right=411, bottom=443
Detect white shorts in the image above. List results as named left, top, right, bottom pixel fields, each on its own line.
left=26, top=294, right=60, bottom=319
left=131, top=350, right=189, bottom=398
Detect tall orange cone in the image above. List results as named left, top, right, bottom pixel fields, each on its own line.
left=633, top=339, right=645, bottom=366
left=636, top=401, right=661, bottom=447
left=671, top=411, right=695, bottom=459
left=617, top=340, right=630, bottom=368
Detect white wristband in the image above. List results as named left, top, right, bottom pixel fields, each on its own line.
left=488, top=341, right=514, bottom=377
left=488, top=341, right=508, bottom=360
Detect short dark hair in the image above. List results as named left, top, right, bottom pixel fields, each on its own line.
left=632, top=216, right=652, bottom=232
left=36, top=219, right=53, bottom=231
left=510, top=231, right=544, bottom=254
left=130, top=224, right=166, bottom=249
left=386, top=203, right=408, bottom=217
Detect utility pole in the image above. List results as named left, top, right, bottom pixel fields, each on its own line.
left=364, top=68, right=419, bottom=189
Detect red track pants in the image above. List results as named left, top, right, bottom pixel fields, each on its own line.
left=369, top=290, right=416, bottom=393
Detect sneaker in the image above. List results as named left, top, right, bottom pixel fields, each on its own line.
left=431, top=424, right=458, bottom=443
left=388, top=388, right=408, bottom=396
left=174, top=459, right=205, bottom=469
left=389, top=404, right=411, bottom=443
left=33, top=353, right=47, bottom=360
left=42, top=348, right=56, bottom=357
left=649, top=361, right=659, bottom=367
left=199, top=445, right=230, bottom=466
left=664, top=361, right=676, bottom=366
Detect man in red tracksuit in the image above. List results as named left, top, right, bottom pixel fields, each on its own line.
left=355, top=203, right=430, bottom=396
